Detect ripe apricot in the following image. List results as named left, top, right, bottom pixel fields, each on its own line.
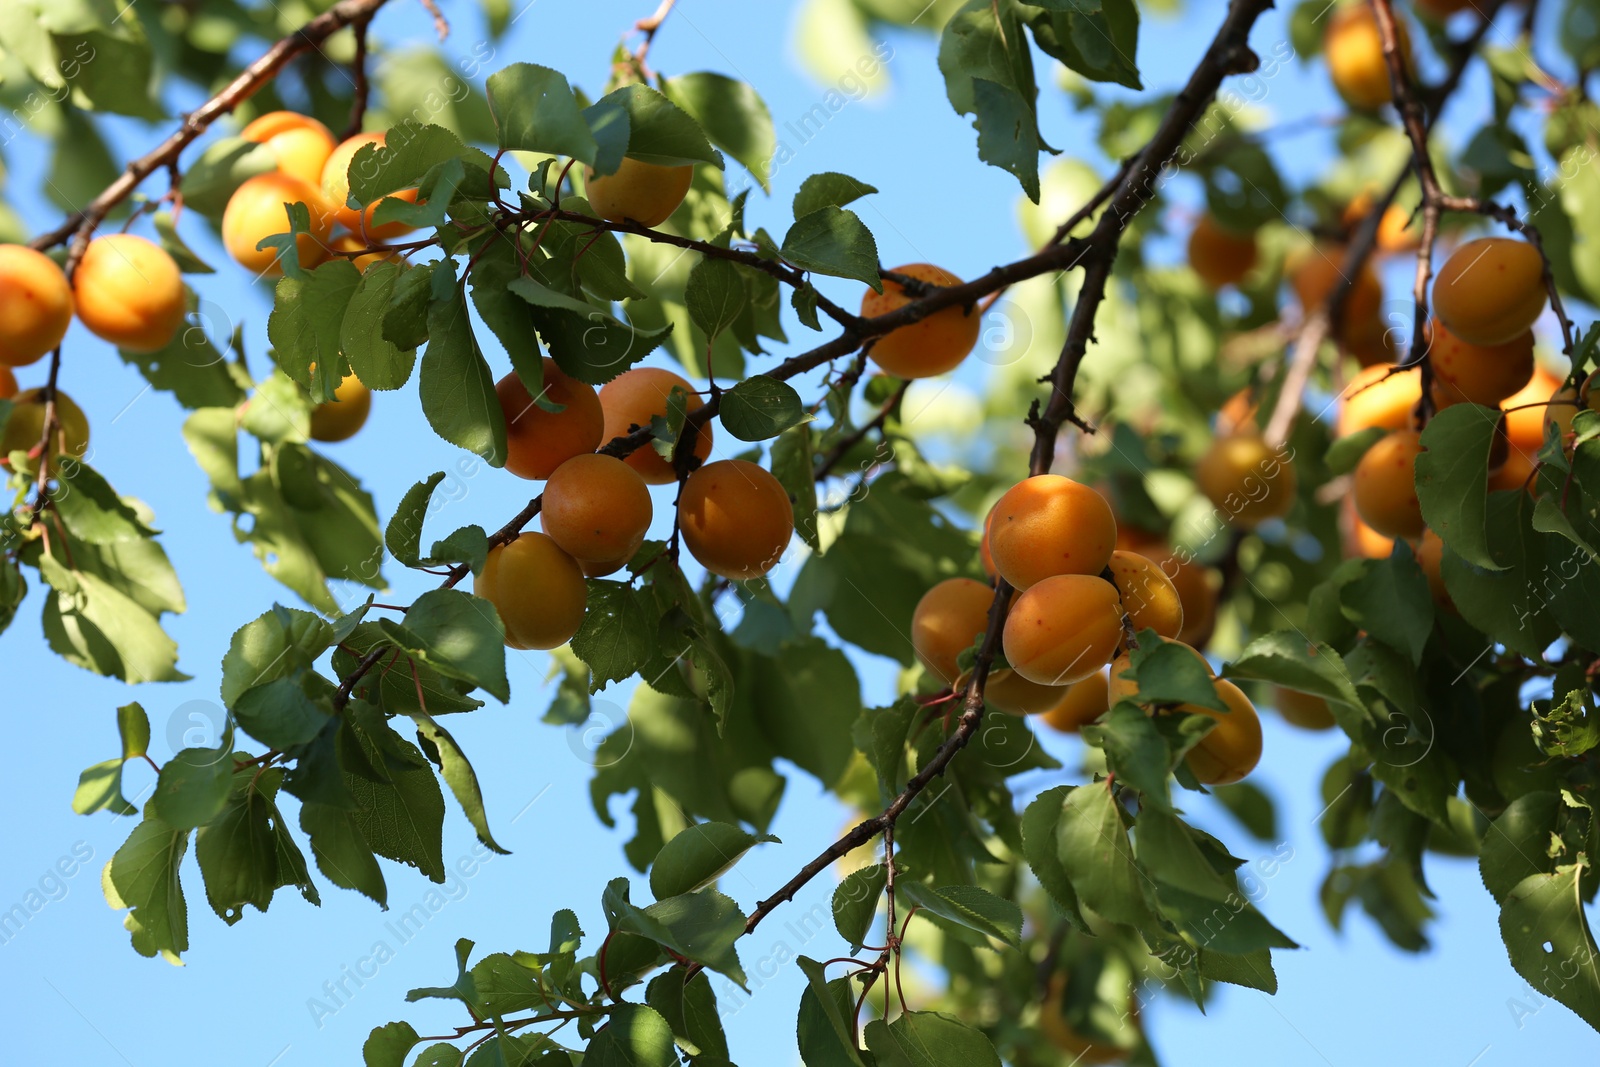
left=1164, top=553, right=1219, bottom=648
left=498, top=360, right=604, bottom=480
left=1325, top=4, right=1409, bottom=110
left=1216, top=387, right=1260, bottom=436
left=598, top=367, right=713, bottom=484
left=1377, top=204, right=1422, bottom=253
left=581, top=540, right=643, bottom=579
left=309, top=374, right=371, bottom=442
left=1107, top=550, right=1183, bottom=641
left=321, top=132, right=420, bottom=240
left=475, top=532, right=588, bottom=650
left=912, top=577, right=993, bottom=687
left=72, top=235, right=186, bottom=354
left=985, top=669, right=1066, bottom=715
left=1001, top=574, right=1123, bottom=686
left=1428, top=321, right=1534, bottom=407
left=1501, top=365, right=1565, bottom=453
left=1106, top=638, right=1214, bottom=706
left=585, top=157, right=695, bottom=228
left=329, top=233, right=401, bottom=273
left=1488, top=446, right=1536, bottom=493
left=1345, top=312, right=1401, bottom=368
left=1433, top=237, right=1548, bottom=346
left=1289, top=245, right=1383, bottom=329
left=1349, top=508, right=1395, bottom=559
left=222, top=172, right=333, bottom=277
left=1274, top=687, right=1337, bottom=731
left=1187, top=214, right=1258, bottom=290
left=1184, top=679, right=1263, bottom=785
left=860, top=263, right=980, bottom=379
left=541, top=453, right=654, bottom=564
left=1353, top=429, right=1426, bottom=538
left=978, top=504, right=996, bottom=578
left=0, top=387, right=89, bottom=463
left=1195, top=435, right=1296, bottom=528
left=240, top=111, right=337, bottom=187
left=0, top=366, right=15, bottom=399
left=0, top=245, right=74, bottom=367
left=1337, top=363, right=1421, bottom=437
left=1416, top=528, right=1453, bottom=610
left=988, top=475, right=1118, bottom=590
left=1038, top=670, right=1111, bottom=734
left=678, top=459, right=795, bottom=580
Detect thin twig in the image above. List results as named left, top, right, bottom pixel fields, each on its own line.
left=342, top=12, right=375, bottom=140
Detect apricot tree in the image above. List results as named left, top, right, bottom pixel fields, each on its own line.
left=4, top=0, right=1600, bottom=1063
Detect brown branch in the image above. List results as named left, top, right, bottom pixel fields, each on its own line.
left=342, top=12, right=376, bottom=141
left=417, top=0, right=449, bottom=41
left=630, top=0, right=678, bottom=80
left=813, top=380, right=909, bottom=481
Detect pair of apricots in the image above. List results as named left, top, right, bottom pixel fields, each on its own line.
left=912, top=475, right=1262, bottom=785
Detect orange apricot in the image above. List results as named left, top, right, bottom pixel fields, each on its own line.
left=1488, top=446, right=1537, bottom=493
left=1501, top=365, right=1565, bottom=454
left=585, top=157, right=695, bottom=228
left=1353, top=428, right=1426, bottom=539
left=474, top=532, right=588, bottom=650
left=498, top=361, right=604, bottom=480
left=985, top=669, right=1066, bottom=715
left=541, top=453, right=654, bottom=564
left=678, top=459, right=795, bottom=580
left=72, top=235, right=186, bottom=354
left=1416, top=527, right=1453, bottom=610
left=1187, top=214, right=1258, bottom=290
left=1184, top=679, right=1263, bottom=785
left=1164, top=553, right=1219, bottom=649
left=321, top=132, right=420, bottom=240
left=1338, top=363, right=1421, bottom=437
left=0, top=245, right=74, bottom=367
left=860, top=263, right=980, bottom=379
left=1428, top=320, right=1534, bottom=408
left=222, top=172, right=333, bottom=277
left=978, top=504, right=997, bottom=578
left=1377, top=203, right=1422, bottom=253
left=240, top=111, right=337, bottom=187
left=1345, top=312, right=1401, bottom=368
left=309, top=374, right=371, bottom=442
left=1325, top=4, right=1410, bottom=110
left=1216, top=387, right=1260, bottom=436
left=1350, top=514, right=1395, bottom=559
left=597, top=367, right=713, bottom=484
left=987, top=475, right=1118, bottom=590
left=1433, top=237, right=1548, bottom=346
left=1001, top=574, right=1123, bottom=686
left=1274, top=687, right=1337, bottom=731
left=1107, top=549, right=1183, bottom=641
left=1289, top=245, right=1383, bottom=329
left=912, top=577, right=994, bottom=687
left=1038, top=670, right=1111, bottom=734
left=0, top=387, right=89, bottom=463
left=1106, top=638, right=1214, bottom=706
left=329, top=233, right=401, bottom=273
left=0, top=366, right=15, bottom=399
left=1194, top=435, right=1296, bottom=527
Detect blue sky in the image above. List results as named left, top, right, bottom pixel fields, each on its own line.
left=0, top=0, right=1594, bottom=1064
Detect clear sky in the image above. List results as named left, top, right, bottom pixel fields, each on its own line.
left=0, top=1, right=1594, bottom=1064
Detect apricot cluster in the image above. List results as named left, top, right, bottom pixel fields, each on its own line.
left=1106, top=639, right=1263, bottom=785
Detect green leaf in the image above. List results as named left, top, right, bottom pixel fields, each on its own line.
left=650, top=822, right=776, bottom=900
left=342, top=262, right=418, bottom=391
left=1020, top=786, right=1086, bottom=923
left=1416, top=403, right=1503, bottom=570
left=832, top=862, right=887, bottom=951
left=796, top=957, right=867, bottom=1067
left=606, top=880, right=749, bottom=988
left=793, top=173, right=878, bottom=219
left=1532, top=690, right=1600, bottom=757
left=1341, top=548, right=1435, bottom=665
left=646, top=966, right=729, bottom=1061
left=424, top=526, right=489, bottom=575
left=589, top=84, right=722, bottom=168
left=864, top=1011, right=1002, bottom=1067
left=394, top=588, right=510, bottom=702
left=1029, top=0, right=1143, bottom=89
left=74, top=698, right=149, bottom=815
left=40, top=566, right=187, bottom=683
left=770, top=422, right=819, bottom=550
left=301, top=802, right=387, bottom=906
left=1440, top=492, right=1560, bottom=658
left=719, top=376, right=811, bottom=442
left=178, top=137, right=278, bottom=217
left=1224, top=631, right=1364, bottom=710
left=221, top=606, right=333, bottom=705
left=49, top=462, right=152, bottom=545
left=105, top=813, right=190, bottom=959
left=939, top=0, right=1052, bottom=201
left=234, top=674, right=334, bottom=749
left=1197, top=947, right=1279, bottom=993
left=153, top=210, right=214, bottom=273
left=363, top=1021, right=420, bottom=1067
left=147, top=747, right=234, bottom=831
left=422, top=283, right=508, bottom=465
left=1124, top=637, right=1226, bottom=711
left=345, top=718, right=447, bottom=883
left=386, top=473, right=446, bottom=569
left=1055, top=783, right=1154, bottom=928
left=685, top=257, right=746, bottom=342
left=117, top=292, right=245, bottom=409
left=1082, top=702, right=1173, bottom=804
left=664, top=72, right=775, bottom=189
left=748, top=638, right=860, bottom=787
left=570, top=580, right=657, bottom=691
left=268, top=261, right=363, bottom=398
left=1481, top=792, right=1561, bottom=904
left=585, top=1003, right=678, bottom=1067
left=780, top=206, right=880, bottom=288
left=384, top=262, right=437, bottom=350
left=897, top=882, right=1023, bottom=946
left=196, top=769, right=316, bottom=923
left=412, top=714, right=509, bottom=855
left=1499, top=863, right=1600, bottom=1030
left=487, top=63, right=598, bottom=161
left=1326, top=425, right=1387, bottom=476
